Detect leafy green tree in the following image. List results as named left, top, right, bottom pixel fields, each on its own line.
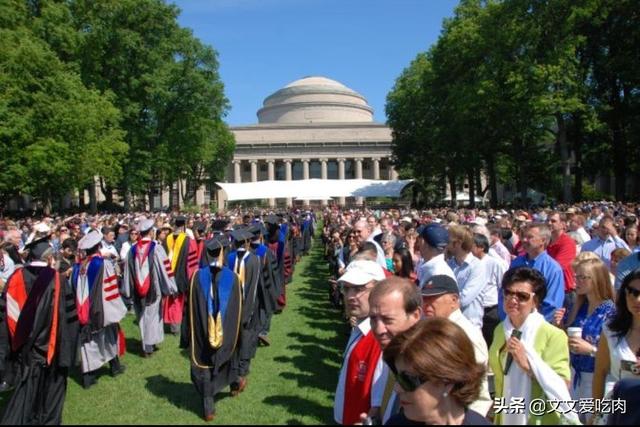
left=0, top=23, right=126, bottom=213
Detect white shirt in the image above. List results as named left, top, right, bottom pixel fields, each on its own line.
left=448, top=253, right=488, bottom=328
left=479, top=253, right=508, bottom=308
left=490, top=240, right=512, bottom=265
left=417, top=254, right=455, bottom=288
left=581, top=235, right=630, bottom=269
left=449, top=309, right=492, bottom=416
left=334, top=318, right=385, bottom=424
left=576, top=227, right=591, bottom=244
left=120, top=241, right=132, bottom=262
left=1, top=253, right=15, bottom=285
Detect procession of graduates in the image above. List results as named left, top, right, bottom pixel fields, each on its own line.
left=0, top=211, right=315, bottom=424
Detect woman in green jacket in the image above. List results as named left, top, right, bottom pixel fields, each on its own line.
left=489, top=267, right=576, bottom=425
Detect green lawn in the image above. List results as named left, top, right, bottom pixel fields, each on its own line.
left=1, top=235, right=348, bottom=425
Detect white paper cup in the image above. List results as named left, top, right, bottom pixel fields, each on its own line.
left=567, top=327, right=582, bottom=338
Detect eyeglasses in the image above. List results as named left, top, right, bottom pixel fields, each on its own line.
left=393, top=370, right=427, bottom=392
left=625, top=287, right=640, bottom=298
left=575, top=275, right=592, bottom=281
left=503, top=289, right=534, bottom=303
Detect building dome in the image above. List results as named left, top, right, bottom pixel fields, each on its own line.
left=257, top=76, right=374, bottom=124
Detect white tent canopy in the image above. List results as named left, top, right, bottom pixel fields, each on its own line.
left=216, top=179, right=414, bottom=201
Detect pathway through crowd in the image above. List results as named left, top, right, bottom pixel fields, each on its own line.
left=53, top=230, right=346, bottom=424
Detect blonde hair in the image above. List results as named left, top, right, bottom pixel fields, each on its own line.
left=566, top=257, right=615, bottom=327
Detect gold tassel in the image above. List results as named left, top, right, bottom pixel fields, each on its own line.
left=209, top=313, right=223, bottom=349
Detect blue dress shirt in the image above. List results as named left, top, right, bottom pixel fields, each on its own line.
left=498, top=251, right=565, bottom=323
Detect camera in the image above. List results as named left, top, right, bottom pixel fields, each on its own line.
left=620, top=360, right=640, bottom=375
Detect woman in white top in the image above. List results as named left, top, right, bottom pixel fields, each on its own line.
left=593, top=269, right=640, bottom=421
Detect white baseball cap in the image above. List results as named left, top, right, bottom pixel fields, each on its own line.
left=338, top=260, right=385, bottom=286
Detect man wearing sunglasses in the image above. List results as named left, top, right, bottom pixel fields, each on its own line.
left=420, top=275, right=492, bottom=417
left=333, top=260, right=386, bottom=425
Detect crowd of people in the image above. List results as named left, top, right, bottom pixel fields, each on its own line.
left=323, top=202, right=640, bottom=425
left=1, top=201, right=640, bottom=425
left=0, top=209, right=315, bottom=423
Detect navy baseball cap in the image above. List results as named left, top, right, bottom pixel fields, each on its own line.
left=419, top=224, right=449, bottom=249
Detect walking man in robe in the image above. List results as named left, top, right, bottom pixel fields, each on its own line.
left=123, top=219, right=178, bottom=357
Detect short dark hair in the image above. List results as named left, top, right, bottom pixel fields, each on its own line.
left=502, top=267, right=547, bottom=307
left=61, top=238, right=77, bottom=251
left=359, top=241, right=379, bottom=255
left=369, top=276, right=421, bottom=315
left=473, top=233, right=489, bottom=253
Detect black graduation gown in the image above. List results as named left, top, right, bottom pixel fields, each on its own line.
left=181, top=266, right=242, bottom=401
left=250, top=244, right=279, bottom=334
left=229, top=250, right=261, bottom=378
left=0, top=265, right=79, bottom=425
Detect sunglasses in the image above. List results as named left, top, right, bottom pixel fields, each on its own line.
left=503, top=289, right=534, bottom=303
left=625, top=287, right=640, bottom=298
left=393, top=370, right=427, bottom=392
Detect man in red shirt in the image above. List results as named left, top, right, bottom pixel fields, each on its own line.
left=547, top=211, right=576, bottom=313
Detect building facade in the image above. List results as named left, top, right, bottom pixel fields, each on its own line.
left=224, top=76, right=397, bottom=207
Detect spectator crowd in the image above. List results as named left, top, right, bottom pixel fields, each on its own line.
left=322, top=202, right=640, bottom=425
left=1, top=201, right=640, bottom=425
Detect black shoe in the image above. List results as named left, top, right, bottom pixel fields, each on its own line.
left=82, top=374, right=97, bottom=389
left=111, top=364, right=126, bottom=377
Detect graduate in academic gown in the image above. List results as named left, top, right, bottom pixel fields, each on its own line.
left=181, top=236, right=242, bottom=421
left=0, top=233, right=79, bottom=425
left=247, top=224, right=280, bottom=347
left=71, top=230, right=127, bottom=389
left=163, top=216, right=198, bottom=335
left=226, top=229, right=261, bottom=396
left=122, top=219, right=178, bottom=357
left=264, top=216, right=291, bottom=312
left=301, top=212, right=313, bottom=256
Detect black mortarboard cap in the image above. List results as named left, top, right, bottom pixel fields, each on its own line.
left=230, top=229, right=252, bottom=242
left=195, top=221, right=207, bottom=233
left=175, top=215, right=187, bottom=227
left=212, top=219, right=229, bottom=231
left=264, top=215, right=279, bottom=225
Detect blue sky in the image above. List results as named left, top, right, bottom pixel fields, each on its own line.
left=172, top=0, right=459, bottom=126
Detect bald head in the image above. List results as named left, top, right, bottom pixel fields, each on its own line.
left=354, top=220, right=371, bottom=245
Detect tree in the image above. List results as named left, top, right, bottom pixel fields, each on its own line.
left=0, top=20, right=126, bottom=213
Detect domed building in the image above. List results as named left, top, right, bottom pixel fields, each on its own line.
left=221, top=76, right=397, bottom=207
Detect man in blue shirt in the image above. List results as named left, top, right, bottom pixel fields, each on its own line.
left=498, top=223, right=564, bottom=323
left=582, top=215, right=630, bottom=269
left=615, top=251, right=640, bottom=291
left=446, top=225, right=488, bottom=329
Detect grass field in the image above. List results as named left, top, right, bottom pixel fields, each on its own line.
left=0, top=235, right=348, bottom=424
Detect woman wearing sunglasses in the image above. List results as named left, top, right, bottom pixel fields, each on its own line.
left=560, top=258, right=615, bottom=411
left=593, top=270, right=640, bottom=415
left=382, top=317, right=489, bottom=425
left=489, top=267, right=577, bottom=425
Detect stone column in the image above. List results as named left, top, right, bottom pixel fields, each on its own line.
left=250, top=159, right=258, bottom=182
left=233, top=160, right=242, bottom=183
left=267, top=159, right=275, bottom=207
left=372, top=157, right=381, bottom=180
left=337, top=158, right=346, bottom=206
left=355, top=158, right=364, bottom=205
left=302, top=159, right=310, bottom=180
left=301, top=158, right=310, bottom=206
left=390, top=166, right=399, bottom=180
left=284, top=159, right=293, bottom=206
left=319, top=158, right=328, bottom=206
